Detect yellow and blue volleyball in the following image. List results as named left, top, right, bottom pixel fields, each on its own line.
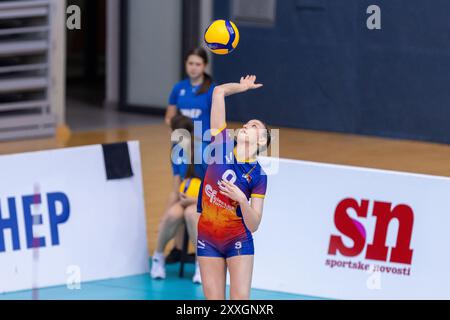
left=204, top=19, right=240, bottom=55
left=179, top=177, right=202, bottom=198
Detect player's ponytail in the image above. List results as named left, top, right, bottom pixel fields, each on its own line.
left=198, top=72, right=213, bottom=95
left=257, top=121, right=272, bottom=155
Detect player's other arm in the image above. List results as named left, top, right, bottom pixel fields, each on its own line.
left=239, top=197, right=264, bottom=233
left=211, top=75, right=263, bottom=134
left=165, top=104, right=177, bottom=126
left=218, top=179, right=265, bottom=233
left=166, top=83, right=180, bottom=125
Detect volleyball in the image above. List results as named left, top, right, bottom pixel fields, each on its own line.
left=204, top=19, right=240, bottom=55
left=179, top=177, right=202, bottom=198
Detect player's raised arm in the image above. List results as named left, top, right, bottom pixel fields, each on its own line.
left=210, top=75, right=263, bottom=134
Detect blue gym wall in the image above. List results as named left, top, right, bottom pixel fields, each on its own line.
left=212, top=0, right=450, bottom=144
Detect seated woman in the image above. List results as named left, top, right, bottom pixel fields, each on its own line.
left=151, top=114, right=204, bottom=283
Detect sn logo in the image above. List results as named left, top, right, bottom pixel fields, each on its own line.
left=328, top=198, right=414, bottom=265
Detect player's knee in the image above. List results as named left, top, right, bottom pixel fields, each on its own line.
left=203, top=286, right=225, bottom=300
left=164, top=208, right=183, bottom=224
left=184, top=208, right=198, bottom=223
left=230, top=288, right=250, bottom=300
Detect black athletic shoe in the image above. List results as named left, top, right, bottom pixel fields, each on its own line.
left=165, top=247, right=182, bottom=264
left=186, top=253, right=196, bottom=264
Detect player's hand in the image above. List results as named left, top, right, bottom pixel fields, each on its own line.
left=179, top=192, right=195, bottom=207
left=218, top=179, right=247, bottom=204
left=240, top=75, right=263, bottom=91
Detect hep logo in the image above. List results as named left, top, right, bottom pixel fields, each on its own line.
left=328, top=198, right=414, bottom=265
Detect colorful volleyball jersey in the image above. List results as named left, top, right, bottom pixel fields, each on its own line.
left=197, top=125, right=267, bottom=252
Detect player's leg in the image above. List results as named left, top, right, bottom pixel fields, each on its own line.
left=225, top=238, right=255, bottom=300
left=184, top=204, right=199, bottom=247
left=184, top=204, right=201, bottom=282
left=226, top=254, right=254, bottom=300
left=165, top=223, right=185, bottom=264
left=155, top=202, right=185, bottom=252
left=198, top=256, right=227, bottom=299
left=160, top=179, right=184, bottom=263
left=151, top=202, right=184, bottom=279
left=174, top=224, right=185, bottom=249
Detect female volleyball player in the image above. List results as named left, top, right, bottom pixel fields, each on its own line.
left=197, top=75, right=270, bottom=300
left=162, top=48, right=215, bottom=267
left=165, top=47, right=214, bottom=134
left=151, top=114, right=204, bottom=283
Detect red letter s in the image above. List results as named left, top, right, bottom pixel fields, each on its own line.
left=328, top=198, right=369, bottom=257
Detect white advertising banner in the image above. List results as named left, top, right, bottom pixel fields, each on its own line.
left=0, top=141, right=148, bottom=293
left=253, top=157, right=450, bottom=299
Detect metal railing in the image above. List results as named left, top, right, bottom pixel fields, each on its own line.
left=0, top=0, right=56, bottom=141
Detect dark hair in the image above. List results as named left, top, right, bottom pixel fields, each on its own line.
left=185, top=47, right=213, bottom=95
left=257, top=121, right=271, bottom=155
left=170, top=113, right=193, bottom=132
left=170, top=114, right=197, bottom=179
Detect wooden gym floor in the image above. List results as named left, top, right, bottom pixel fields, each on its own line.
left=1, top=121, right=450, bottom=255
